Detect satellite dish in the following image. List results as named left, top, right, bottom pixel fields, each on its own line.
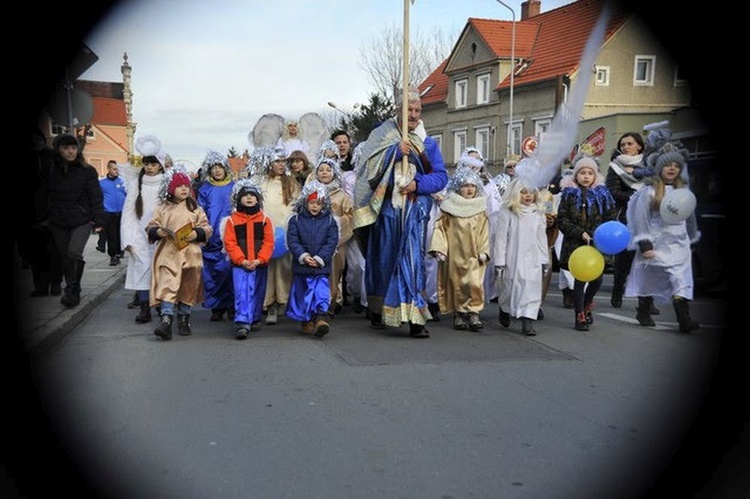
left=47, top=88, right=94, bottom=127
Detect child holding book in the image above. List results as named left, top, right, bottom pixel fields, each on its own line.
left=223, top=179, right=275, bottom=339
left=284, top=180, right=340, bottom=338
left=146, top=167, right=213, bottom=340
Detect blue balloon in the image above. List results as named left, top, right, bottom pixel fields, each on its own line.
left=271, top=226, right=288, bottom=259
left=593, top=221, right=630, bottom=255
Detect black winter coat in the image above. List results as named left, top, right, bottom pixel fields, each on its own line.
left=555, top=185, right=616, bottom=270
left=47, top=159, right=105, bottom=229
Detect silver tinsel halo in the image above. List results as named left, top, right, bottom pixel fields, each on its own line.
left=246, top=146, right=275, bottom=177
left=231, top=178, right=264, bottom=209
left=447, top=166, right=485, bottom=196
left=314, top=157, right=342, bottom=181
left=200, top=150, right=232, bottom=181
left=292, top=179, right=331, bottom=212
left=317, top=139, right=339, bottom=162
left=158, top=163, right=192, bottom=202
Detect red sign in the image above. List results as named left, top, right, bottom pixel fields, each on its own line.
left=521, top=136, right=538, bottom=157
left=582, top=127, right=606, bottom=156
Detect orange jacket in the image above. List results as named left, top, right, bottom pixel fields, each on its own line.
left=223, top=210, right=274, bottom=266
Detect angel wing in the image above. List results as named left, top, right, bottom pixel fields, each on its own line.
left=515, top=3, right=611, bottom=189
left=298, top=112, right=330, bottom=162
left=249, top=113, right=285, bottom=149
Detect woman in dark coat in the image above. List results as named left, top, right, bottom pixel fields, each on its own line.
left=47, top=134, right=105, bottom=307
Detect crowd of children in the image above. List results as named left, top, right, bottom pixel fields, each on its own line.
left=117, top=119, right=700, bottom=342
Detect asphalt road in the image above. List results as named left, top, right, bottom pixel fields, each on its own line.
left=12, top=276, right=740, bottom=499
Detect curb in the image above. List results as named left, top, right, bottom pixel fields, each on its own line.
left=24, top=271, right=126, bottom=357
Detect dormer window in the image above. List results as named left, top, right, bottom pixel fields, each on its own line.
left=455, top=79, right=468, bottom=108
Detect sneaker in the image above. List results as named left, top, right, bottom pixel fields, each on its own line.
left=301, top=321, right=315, bottom=334
left=235, top=326, right=249, bottom=340
left=210, top=309, right=224, bottom=322
left=109, top=256, right=119, bottom=266
left=575, top=312, right=589, bottom=331
left=96, top=244, right=106, bottom=253
left=250, top=321, right=261, bottom=332
left=584, top=303, right=594, bottom=324
left=266, top=304, right=278, bottom=325
left=467, top=313, right=484, bottom=332
left=453, top=314, right=468, bottom=331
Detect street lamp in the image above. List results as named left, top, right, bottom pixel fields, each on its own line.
left=496, top=0, right=515, bottom=158
left=327, top=101, right=360, bottom=116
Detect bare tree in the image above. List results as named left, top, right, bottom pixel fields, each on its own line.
left=358, top=23, right=455, bottom=104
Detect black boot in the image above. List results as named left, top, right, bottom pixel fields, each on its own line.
left=178, top=315, right=192, bottom=336
left=135, top=302, right=152, bottom=323
left=521, top=317, right=536, bottom=336
left=610, top=275, right=625, bottom=308
left=673, top=297, right=699, bottom=333
left=635, top=296, right=655, bottom=327
left=498, top=307, right=510, bottom=328
left=154, top=314, right=173, bottom=340
left=562, top=288, right=574, bottom=309
left=60, top=259, right=85, bottom=308
left=127, top=292, right=140, bottom=309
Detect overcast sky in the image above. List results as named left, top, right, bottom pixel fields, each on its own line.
left=80, top=0, right=571, bottom=169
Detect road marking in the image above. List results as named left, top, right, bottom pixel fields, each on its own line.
left=598, top=312, right=724, bottom=330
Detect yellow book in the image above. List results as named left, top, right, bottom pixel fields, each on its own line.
left=163, top=223, right=193, bottom=250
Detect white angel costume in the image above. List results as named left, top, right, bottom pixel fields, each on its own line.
left=624, top=184, right=701, bottom=303
left=120, top=163, right=164, bottom=292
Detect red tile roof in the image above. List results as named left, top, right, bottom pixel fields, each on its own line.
left=91, top=97, right=127, bottom=126
left=420, top=0, right=629, bottom=105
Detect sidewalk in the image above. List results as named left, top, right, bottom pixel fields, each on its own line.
left=16, top=234, right=127, bottom=355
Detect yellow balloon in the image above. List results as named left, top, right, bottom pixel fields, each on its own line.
left=569, top=245, right=605, bottom=282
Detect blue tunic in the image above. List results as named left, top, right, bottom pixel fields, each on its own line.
left=197, top=179, right=235, bottom=310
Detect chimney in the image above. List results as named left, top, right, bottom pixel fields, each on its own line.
left=521, top=0, right=542, bottom=20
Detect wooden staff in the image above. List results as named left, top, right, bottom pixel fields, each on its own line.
left=400, top=0, right=411, bottom=220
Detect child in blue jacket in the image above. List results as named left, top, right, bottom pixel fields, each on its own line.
left=284, top=180, right=340, bottom=338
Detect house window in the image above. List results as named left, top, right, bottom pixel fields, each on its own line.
left=508, top=122, right=522, bottom=157
left=595, top=66, right=610, bottom=86
left=476, top=74, right=490, bottom=105
left=455, top=79, right=468, bottom=108
left=534, top=118, right=552, bottom=143
left=474, top=127, right=490, bottom=159
left=453, top=129, right=467, bottom=163
left=634, top=55, right=655, bottom=86
left=432, top=133, right=443, bottom=154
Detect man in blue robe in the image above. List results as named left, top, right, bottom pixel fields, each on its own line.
left=352, top=87, right=448, bottom=338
